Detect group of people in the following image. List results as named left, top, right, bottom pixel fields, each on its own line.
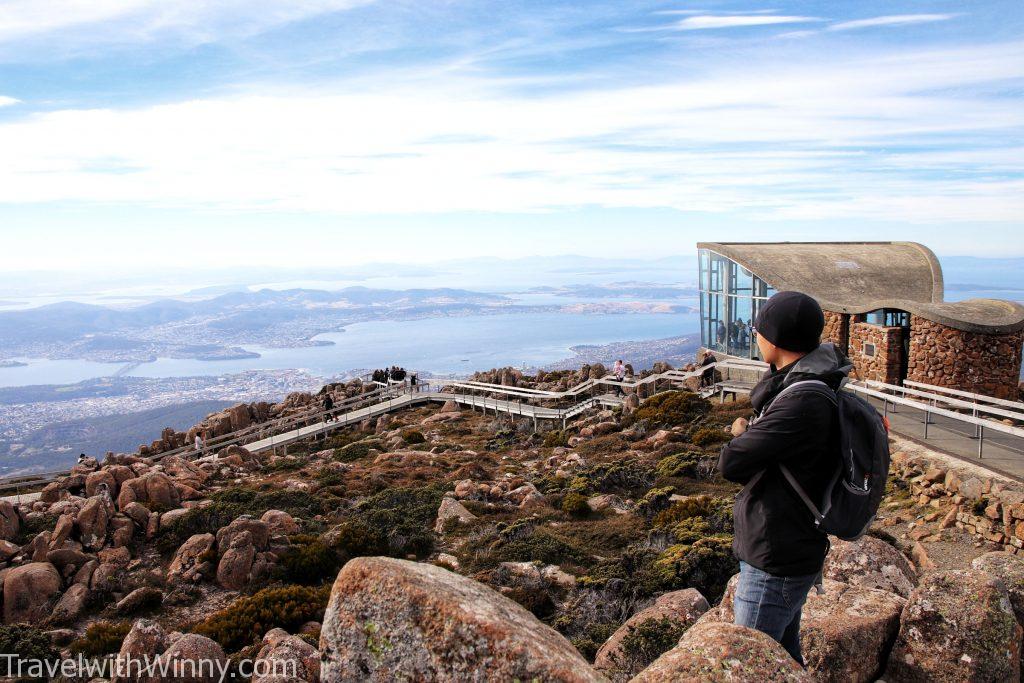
left=716, top=318, right=755, bottom=351
left=372, top=366, right=409, bottom=383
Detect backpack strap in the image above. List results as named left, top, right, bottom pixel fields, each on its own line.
left=758, top=379, right=840, bottom=527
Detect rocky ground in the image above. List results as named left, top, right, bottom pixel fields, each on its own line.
left=0, top=366, right=1021, bottom=682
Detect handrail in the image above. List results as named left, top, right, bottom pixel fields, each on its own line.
left=859, top=379, right=1024, bottom=423
left=903, top=379, right=1024, bottom=412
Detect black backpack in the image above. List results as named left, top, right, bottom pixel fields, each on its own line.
left=760, top=379, right=891, bottom=541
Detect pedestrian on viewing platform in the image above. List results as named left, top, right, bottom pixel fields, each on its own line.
left=718, top=290, right=851, bottom=666
left=613, top=359, right=626, bottom=396
left=323, top=393, right=334, bottom=422
left=194, top=431, right=206, bottom=455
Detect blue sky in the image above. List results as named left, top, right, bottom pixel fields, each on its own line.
left=0, top=0, right=1022, bottom=270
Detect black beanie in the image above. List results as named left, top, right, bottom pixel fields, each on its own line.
left=755, top=291, right=824, bottom=353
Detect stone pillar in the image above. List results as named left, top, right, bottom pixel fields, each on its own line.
left=821, top=310, right=850, bottom=355
left=849, top=322, right=905, bottom=384
left=906, top=316, right=1024, bottom=399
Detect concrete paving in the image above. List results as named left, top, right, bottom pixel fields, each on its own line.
left=864, top=395, right=1024, bottom=482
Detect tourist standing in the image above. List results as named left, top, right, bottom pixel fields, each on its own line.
left=323, top=393, right=335, bottom=422
left=194, top=431, right=206, bottom=455
left=718, top=291, right=848, bottom=666
left=613, top=359, right=626, bottom=396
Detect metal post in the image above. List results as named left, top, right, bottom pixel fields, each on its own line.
left=973, top=405, right=980, bottom=439
left=923, top=409, right=929, bottom=439
left=978, top=425, right=984, bottom=459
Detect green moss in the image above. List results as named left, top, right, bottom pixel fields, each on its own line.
left=653, top=536, right=737, bottom=602
left=566, top=460, right=654, bottom=497
left=636, top=487, right=675, bottom=518
left=334, top=440, right=380, bottom=463
left=192, top=584, right=330, bottom=653
left=70, top=621, right=132, bottom=659
left=543, top=430, right=569, bottom=448
left=352, top=484, right=446, bottom=558
left=614, top=616, right=690, bottom=676
left=470, top=527, right=591, bottom=571
left=275, top=534, right=343, bottom=586
left=569, top=622, right=619, bottom=661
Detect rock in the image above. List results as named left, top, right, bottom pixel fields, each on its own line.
left=440, top=400, right=461, bottom=413
left=631, top=621, right=813, bottom=682
left=0, top=540, right=19, bottom=561
left=159, top=508, right=190, bottom=530
left=623, top=394, right=640, bottom=414
left=910, top=541, right=935, bottom=570
left=168, top=533, right=216, bottom=584
left=972, top=552, right=1024, bottom=651
left=0, top=500, right=21, bottom=540
left=260, top=509, right=300, bottom=535
left=252, top=630, right=320, bottom=683
left=113, top=619, right=168, bottom=683
left=960, top=477, right=984, bottom=500
left=143, top=472, right=181, bottom=510
left=50, top=583, right=89, bottom=624
left=320, top=556, right=604, bottom=682
left=595, top=588, right=709, bottom=680
left=434, top=496, right=477, bottom=533
left=116, top=587, right=163, bottom=615
left=216, top=516, right=270, bottom=554
left=76, top=496, right=110, bottom=551
left=799, top=580, right=906, bottom=683
left=822, top=536, right=917, bottom=598
left=85, top=469, right=118, bottom=498
left=587, top=494, right=630, bottom=515
left=158, top=633, right=228, bottom=683
left=3, top=562, right=62, bottom=624
left=217, top=530, right=256, bottom=590
left=886, top=569, right=1022, bottom=682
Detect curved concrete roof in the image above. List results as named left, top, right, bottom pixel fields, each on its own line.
left=698, top=241, right=1024, bottom=334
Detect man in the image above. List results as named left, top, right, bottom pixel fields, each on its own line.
left=699, top=349, right=716, bottom=388
left=613, top=359, right=626, bottom=396
left=323, top=393, right=335, bottom=422
left=717, top=291, right=851, bottom=665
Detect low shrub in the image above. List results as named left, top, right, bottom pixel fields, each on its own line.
left=569, top=622, right=620, bottom=662
left=691, top=426, right=730, bottom=447
left=635, top=486, right=675, bottom=518
left=352, top=484, right=446, bottom=558
left=0, top=625, right=60, bottom=677
left=543, top=430, right=569, bottom=448
left=652, top=495, right=733, bottom=540
left=334, top=440, right=380, bottom=462
left=628, top=391, right=710, bottom=428
left=401, top=429, right=426, bottom=445
left=70, top=621, right=132, bottom=659
left=654, top=451, right=701, bottom=479
left=474, top=527, right=592, bottom=571
left=192, top=584, right=330, bottom=653
left=561, top=492, right=590, bottom=518
left=567, top=460, right=654, bottom=497
left=12, top=513, right=58, bottom=546
left=652, top=536, right=737, bottom=602
left=276, top=534, right=343, bottom=586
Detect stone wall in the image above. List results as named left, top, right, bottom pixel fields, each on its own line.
left=906, top=316, right=1024, bottom=400
left=891, top=447, right=1024, bottom=556
left=821, top=310, right=849, bottom=354
left=849, top=322, right=904, bottom=384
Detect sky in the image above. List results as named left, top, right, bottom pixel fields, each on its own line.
left=1, top=0, right=1022, bottom=271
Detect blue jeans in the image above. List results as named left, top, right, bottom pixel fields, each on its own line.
left=733, top=561, right=819, bottom=665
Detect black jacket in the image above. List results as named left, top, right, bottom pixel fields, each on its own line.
left=718, top=343, right=851, bottom=576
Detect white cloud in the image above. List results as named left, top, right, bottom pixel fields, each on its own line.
left=0, top=96, right=20, bottom=107
left=0, top=42, right=1020, bottom=224
left=0, top=0, right=375, bottom=46
left=667, top=14, right=820, bottom=30
left=828, top=14, right=958, bottom=32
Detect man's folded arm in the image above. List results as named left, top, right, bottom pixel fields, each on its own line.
left=717, top=398, right=822, bottom=483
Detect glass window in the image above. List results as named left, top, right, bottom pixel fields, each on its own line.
left=708, top=253, right=727, bottom=292
left=732, top=266, right=753, bottom=296
left=728, top=296, right=754, bottom=358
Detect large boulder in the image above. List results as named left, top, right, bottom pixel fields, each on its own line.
left=85, top=469, right=118, bottom=498
left=252, top=628, right=320, bottom=683
left=260, top=509, right=300, bottom=535
left=50, top=583, right=90, bottom=624
left=595, top=588, right=708, bottom=681
left=433, top=496, right=477, bottom=533
left=886, top=569, right=1022, bottom=682
left=158, top=633, right=228, bottom=683
left=0, top=500, right=20, bottom=540
left=3, top=562, right=62, bottom=624
left=76, top=496, right=110, bottom=551
left=113, top=619, right=168, bottom=683
left=823, top=536, right=917, bottom=598
left=167, top=533, right=216, bottom=584
left=216, top=531, right=256, bottom=591
left=216, top=516, right=270, bottom=554
left=320, top=556, right=604, bottom=681
left=143, top=472, right=181, bottom=510
left=799, top=579, right=906, bottom=683
left=973, top=552, right=1024, bottom=628
left=630, top=621, right=813, bottom=682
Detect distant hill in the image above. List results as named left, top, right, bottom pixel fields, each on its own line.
left=0, top=399, right=232, bottom=475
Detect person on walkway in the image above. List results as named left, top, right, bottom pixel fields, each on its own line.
left=194, top=431, right=206, bottom=455
left=717, top=291, right=849, bottom=666
left=699, top=350, right=716, bottom=388
left=323, top=393, right=335, bottom=422
left=613, top=359, right=626, bottom=396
